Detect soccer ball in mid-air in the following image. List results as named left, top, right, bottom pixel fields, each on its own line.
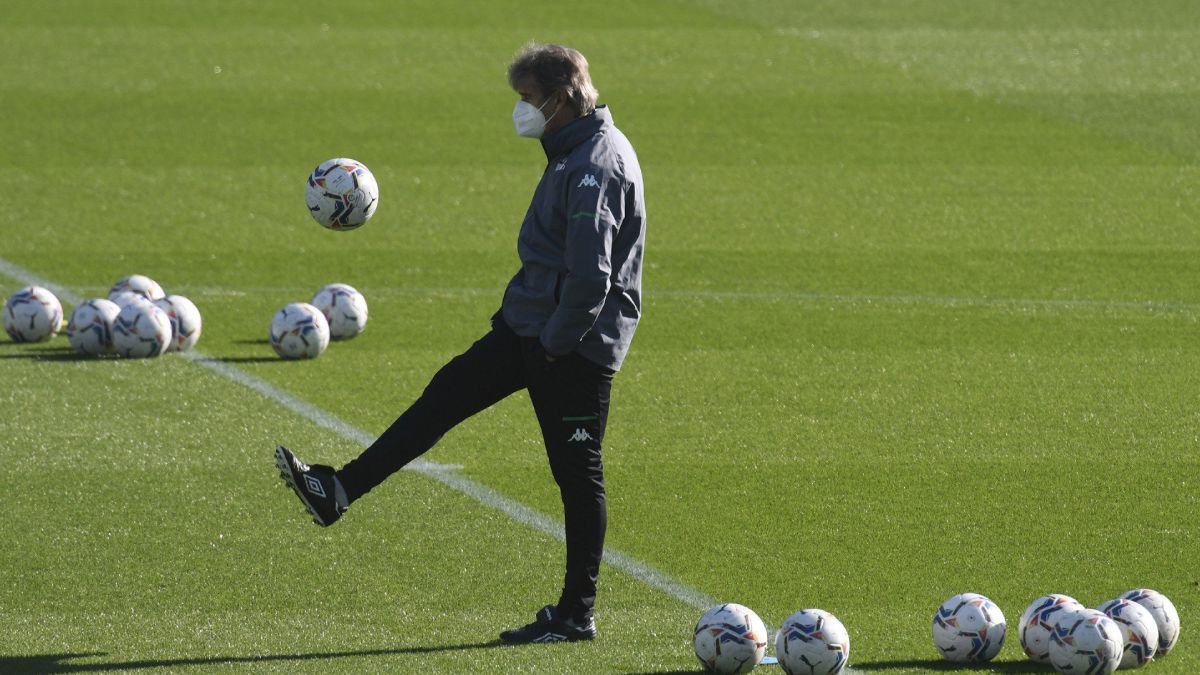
left=4, top=286, right=64, bottom=342
left=109, top=274, right=165, bottom=302
left=67, top=298, right=122, bottom=355
left=932, top=592, right=1006, bottom=662
left=305, top=158, right=379, bottom=231
left=269, top=302, right=330, bottom=359
left=311, top=283, right=368, bottom=340
left=1098, top=598, right=1159, bottom=669
left=1120, top=588, right=1180, bottom=656
left=1049, top=608, right=1123, bottom=675
left=693, top=603, right=769, bottom=674
left=1018, top=594, right=1084, bottom=664
left=112, top=301, right=172, bottom=358
left=153, top=295, right=202, bottom=352
left=775, top=608, right=850, bottom=675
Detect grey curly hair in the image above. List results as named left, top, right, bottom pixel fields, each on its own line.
left=507, top=42, right=599, bottom=116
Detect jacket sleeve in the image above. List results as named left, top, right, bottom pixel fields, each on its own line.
left=540, top=162, right=625, bottom=356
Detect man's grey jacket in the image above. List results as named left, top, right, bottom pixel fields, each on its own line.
left=501, top=105, right=645, bottom=372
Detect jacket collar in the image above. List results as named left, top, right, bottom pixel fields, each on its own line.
left=541, top=105, right=611, bottom=160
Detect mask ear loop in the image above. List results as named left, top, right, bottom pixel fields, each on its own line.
left=541, top=95, right=565, bottom=129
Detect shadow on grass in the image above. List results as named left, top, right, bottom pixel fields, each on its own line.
left=0, top=345, right=98, bottom=362
left=194, top=339, right=289, bottom=362
left=199, top=356, right=289, bottom=363
left=0, top=345, right=287, bottom=364
left=851, top=659, right=1046, bottom=672
left=0, top=642, right=508, bottom=673
left=622, top=658, right=1049, bottom=674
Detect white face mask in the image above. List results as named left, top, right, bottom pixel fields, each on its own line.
left=512, top=97, right=559, bottom=139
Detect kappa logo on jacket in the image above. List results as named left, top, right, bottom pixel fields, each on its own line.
left=555, top=160, right=568, bottom=172
left=576, top=174, right=600, bottom=188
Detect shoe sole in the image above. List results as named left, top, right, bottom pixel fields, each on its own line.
left=274, top=446, right=330, bottom=526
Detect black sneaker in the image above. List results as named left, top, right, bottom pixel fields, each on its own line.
left=499, top=605, right=596, bottom=644
left=274, top=445, right=348, bottom=527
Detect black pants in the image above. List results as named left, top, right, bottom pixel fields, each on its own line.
left=336, top=317, right=614, bottom=620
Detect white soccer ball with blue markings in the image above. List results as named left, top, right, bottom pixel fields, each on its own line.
left=269, top=302, right=330, bottom=359
left=305, top=158, right=379, bottom=231
left=932, top=592, right=1006, bottom=663
left=109, top=274, right=165, bottom=303
left=67, top=298, right=121, bottom=355
left=1049, top=608, right=1123, bottom=674
left=1120, top=588, right=1179, bottom=657
left=775, top=608, right=850, bottom=675
left=1098, top=598, right=1159, bottom=669
left=109, top=291, right=151, bottom=309
left=111, top=300, right=172, bottom=358
left=4, top=286, right=64, bottom=343
left=1019, top=594, right=1084, bottom=664
left=311, top=283, right=368, bottom=340
left=153, top=294, right=202, bottom=352
left=693, top=603, right=769, bottom=674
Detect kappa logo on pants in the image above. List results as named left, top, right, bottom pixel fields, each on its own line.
left=567, top=428, right=594, bottom=443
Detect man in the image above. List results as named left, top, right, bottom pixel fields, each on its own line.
left=274, top=42, right=645, bottom=644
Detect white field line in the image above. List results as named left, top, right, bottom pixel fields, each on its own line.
left=0, top=260, right=84, bottom=306
left=0, top=257, right=720, bottom=615
left=183, top=352, right=718, bottom=613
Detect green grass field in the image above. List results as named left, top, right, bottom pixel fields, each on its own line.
left=2, top=1, right=1197, bottom=672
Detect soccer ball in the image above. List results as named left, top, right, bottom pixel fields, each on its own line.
left=153, top=295, right=202, bottom=352
left=693, top=603, right=769, bottom=674
left=1098, top=598, right=1159, bottom=669
left=112, top=301, right=172, bottom=358
left=109, top=291, right=152, bottom=309
left=305, top=157, right=379, bottom=230
left=1120, top=588, right=1180, bottom=656
left=311, top=283, right=368, bottom=340
left=67, top=298, right=121, bottom=355
left=932, top=592, right=1006, bottom=662
left=1049, top=608, right=1123, bottom=675
left=1019, top=594, right=1085, bottom=664
left=109, top=274, right=165, bottom=302
left=5, top=286, right=64, bottom=342
left=775, top=608, right=850, bottom=675
left=269, top=302, right=330, bottom=359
